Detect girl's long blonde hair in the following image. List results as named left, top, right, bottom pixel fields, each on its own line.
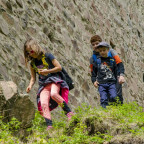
left=24, top=38, right=45, bottom=67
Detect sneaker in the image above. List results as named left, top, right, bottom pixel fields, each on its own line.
left=47, top=126, right=53, bottom=130
left=66, top=112, right=74, bottom=121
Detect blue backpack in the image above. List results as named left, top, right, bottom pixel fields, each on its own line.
left=44, top=55, right=74, bottom=91
left=92, top=51, right=112, bottom=62
left=93, top=51, right=114, bottom=67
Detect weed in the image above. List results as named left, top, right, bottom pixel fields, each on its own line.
left=0, top=102, right=144, bottom=143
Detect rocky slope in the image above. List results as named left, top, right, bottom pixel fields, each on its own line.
left=0, top=0, right=144, bottom=108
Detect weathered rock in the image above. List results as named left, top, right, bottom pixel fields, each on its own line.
left=16, top=0, right=23, bottom=8
left=6, top=1, right=13, bottom=11
left=0, top=81, right=17, bottom=100
left=0, top=0, right=144, bottom=110
left=109, top=134, right=144, bottom=144
left=2, top=12, right=14, bottom=25
left=0, top=80, right=35, bottom=137
left=0, top=18, right=9, bottom=35
left=0, top=86, right=6, bottom=115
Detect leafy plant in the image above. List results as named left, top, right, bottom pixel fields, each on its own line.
left=0, top=102, right=144, bottom=143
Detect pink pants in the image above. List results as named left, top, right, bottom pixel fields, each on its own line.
left=40, top=83, right=64, bottom=120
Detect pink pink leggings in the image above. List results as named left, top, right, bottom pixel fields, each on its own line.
left=40, top=83, right=64, bottom=120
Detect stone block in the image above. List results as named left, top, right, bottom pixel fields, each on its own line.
left=0, top=18, right=9, bottom=35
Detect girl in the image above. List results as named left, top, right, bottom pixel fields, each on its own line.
left=24, top=39, right=73, bottom=130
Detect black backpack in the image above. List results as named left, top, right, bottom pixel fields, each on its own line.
left=60, top=68, right=74, bottom=90
left=44, top=53, right=74, bottom=91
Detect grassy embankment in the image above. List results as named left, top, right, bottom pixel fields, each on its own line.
left=0, top=102, right=144, bottom=144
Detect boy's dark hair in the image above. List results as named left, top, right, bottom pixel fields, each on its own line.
left=90, top=35, right=102, bottom=44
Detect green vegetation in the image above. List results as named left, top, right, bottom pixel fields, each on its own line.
left=0, top=102, right=144, bottom=144
left=0, top=117, right=21, bottom=143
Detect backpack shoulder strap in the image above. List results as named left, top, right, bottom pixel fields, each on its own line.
left=109, top=58, right=114, bottom=66
left=92, top=54, right=97, bottom=62
left=96, top=57, right=101, bottom=68
left=108, top=51, right=112, bottom=58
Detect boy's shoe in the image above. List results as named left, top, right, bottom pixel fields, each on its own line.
left=101, top=104, right=106, bottom=108
left=66, top=112, right=74, bottom=121
left=47, top=126, right=53, bottom=130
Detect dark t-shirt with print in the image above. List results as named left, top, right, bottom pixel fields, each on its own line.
left=34, top=53, right=55, bottom=69
left=32, top=53, right=57, bottom=80
left=91, top=57, right=117, bottom=84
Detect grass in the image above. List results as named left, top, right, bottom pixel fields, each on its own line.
left=0, top=102, right=144, bottom=144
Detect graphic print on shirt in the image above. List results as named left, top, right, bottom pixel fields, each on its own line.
left=37, top=64, right=45, bottom=69
left=100, top=62, right=114, bottom=80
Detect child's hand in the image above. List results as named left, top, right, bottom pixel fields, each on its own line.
left=26, top=85, right=32, bottom=93
left=94, top=81, right=99, bottom=88
left=38, top=69, right=49, bottom=76
left=118, top=76, right=125, bottom=84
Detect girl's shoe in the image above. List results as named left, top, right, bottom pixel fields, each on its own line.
left=47, top=126, right=53, bottom=130
left=66, top=112, right=74, bottom=121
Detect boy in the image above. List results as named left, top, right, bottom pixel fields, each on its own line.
left=90, top=35, right=125, bottom=104
left=91, top=42, right=117, bottom=108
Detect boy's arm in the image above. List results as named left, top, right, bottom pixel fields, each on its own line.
left=113, top=61, right=118, bottom=80
left=89, top=56, right=93, bottom=72
left=113, top=59, right=125, bottom=84
left=117, top=63, right=125, bottom=76
left=109, top=49, right=125, bottom=76
left=91, top=62, right=97, bottom=83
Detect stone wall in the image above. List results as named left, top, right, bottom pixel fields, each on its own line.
left=0, top=0, right=144, bottom=108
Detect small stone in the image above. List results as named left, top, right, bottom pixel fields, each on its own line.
left=0, top=18, right=9, bottom=35
left=43, top=27, right=48, bottom=34
left=43, top=2, right=48, bottom=10
left=2, top=12, right=14, bottom=25
left=71, top=40, right=79, bottom=51
left=0, top=74, right=4, bottom=81
left=27, top=27, right=37, bottom=35
left=16, top=0, right=23, bottom=8
left=6, top=1, right=12, bottom=11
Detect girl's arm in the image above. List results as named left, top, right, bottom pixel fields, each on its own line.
left=26, top=65, right=36, bottom=93
left=51, top=59, right=62, bottom=72
left=38, top=59, right=62, bottom=75
left=29, top=65, right=36, bottom=86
